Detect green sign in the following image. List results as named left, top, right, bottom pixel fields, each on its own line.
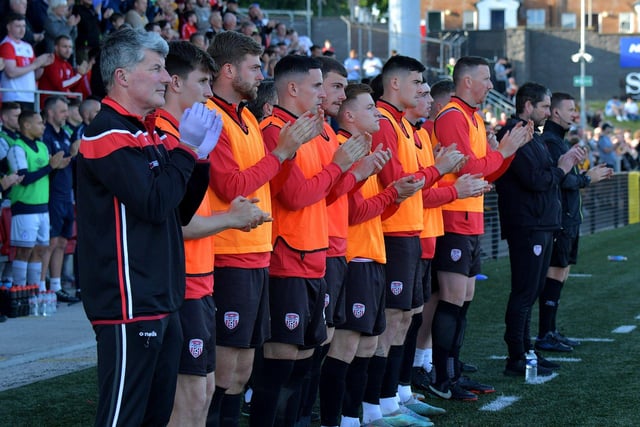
left=573, top=75, right=593, bottom=87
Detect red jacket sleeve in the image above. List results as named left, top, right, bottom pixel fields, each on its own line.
left=348, top=185, right=399, bottom=225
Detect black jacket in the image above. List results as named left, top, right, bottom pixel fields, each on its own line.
left=495, top=117, right=564, bottom=239
left=77, top=98, right=198, bottom=323
left=542, top=120, right=589, bottom=230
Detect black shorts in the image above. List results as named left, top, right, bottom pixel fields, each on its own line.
left=337, top=261, right=386, bottom=336
left=325, top=256, right=347, bottom=327
left=433, top=233, right=481, bottom=277
left=549, top=227, right=579, bottom=268
left=214, top=267, right=270, bottom=348
left=49, top=200, right=74, bottom=239
left=268, top=276, right=327, bottom=349
left=416, top=258, right=433, bottom=303
left=177, top=296, right=216, bottom=376
left=384, top=236, right=422, bottom=310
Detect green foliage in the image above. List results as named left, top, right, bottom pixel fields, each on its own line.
left=2, top=225, right=639, bottom=425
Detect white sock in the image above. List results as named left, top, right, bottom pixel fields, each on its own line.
left=362, top=402, right=382, bottom=423
left=423, top=348, right=433, bottom=371
left=49, top=277, right=62, bottom=292
left=340, top=416, right=360, bottom=427
left=397, top=385, right=413, bottom=403
left=414, top=348, right=426, bottom=367
left=26, top=262, right=41, bottom=286
left=39, top=280, right=47, bottom=293
left=379, top=396, right=399, bottom=416
left=11, top=260, right=28, bottom=286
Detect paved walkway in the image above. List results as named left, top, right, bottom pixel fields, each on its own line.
left=0, top=301, right=96, bottom=392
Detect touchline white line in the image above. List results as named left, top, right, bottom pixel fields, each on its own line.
left=480, top=396, right=520, bottom=411
left=612, top=325, right=636, bottom=333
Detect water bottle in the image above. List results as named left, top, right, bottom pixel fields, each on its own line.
left=51, top=290, right=58, bottom=314
left=42, top=291, right=50, bottom=317
left=525, top=350, right=537, bottom=383
left=38, top=291, right=46, bottom=316
left=29, top=290, right=39, bottom=316
left=607, top=255, right=628, bottom=261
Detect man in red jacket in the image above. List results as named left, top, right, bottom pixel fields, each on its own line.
left=38, top=35, right=90, bottom=107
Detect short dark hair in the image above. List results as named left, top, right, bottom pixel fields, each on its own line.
left=274, top=54, right=321, bottom=83
left=5, top=13, right=25, bottom=26
left=166, top=40, right=216, bottom=79
left=550, top=92, right=575, bottom=111
left=1, top=102, right=21, bottom=114
left=315, top=56, right=347, bottom=79
left=369, top=74, right=383, bottom=101
left=382, top=55, right=425, bottom=78
left=247, top=80, right=277, bottom=122
left=18, top=110, right=39, bottom=129
left=43, top=95, right=68, bottom=117
left=430, top=79, right=455, bottom=100
left=342, top=83, right=372, bottom=109
left=452, top=56, right=489, bottom=87
left=54, top=34, right=71, bottom=46
left=515, top=82, right=551, bottom=114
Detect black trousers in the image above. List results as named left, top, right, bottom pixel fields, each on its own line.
left=504, top=230, right=554, bottom=358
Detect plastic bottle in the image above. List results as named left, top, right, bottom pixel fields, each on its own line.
left=50, top=290, right=57, bottom=314
left=29, top=292, right=39, bottom=316
left=42, top=291, right=50, bottom=317
left=607, top=255, right=628, bottom=261
left=525, top=350, right=537, bottom=383
left=38, top=291, right=46, bottom=316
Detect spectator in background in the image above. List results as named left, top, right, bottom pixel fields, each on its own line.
left=71, top=98, right=101, bottom=142
left=623, top=97, right=639, bottom=121
left=190, top=32, right=207, bottom=50
left=1, top=13, right=54, bottom=110
left=39, top=35, right=90, bottom=108
left=493, top=57, right=510, bottom=95
left=73, top=0, right=107, bottom=64
left=343, top=49, right=361, bottom=81
left=222, top=11, right=237, bottom=31
left=269, top=21, right=288, bottom=46
left=180, top=10, right=198, bottom=40
left=287, top=28, right=312, bottom=56
left=362, top=50, right=382, bottom=79
left=125, top=0, right=149, bottom=29
left=193, top=0, right=210, bottom=31
left=604, top=95, right=626, bottom=121
left=310, top=44, right=322, bottom=58
left=26, top=0, right=49, bottom=36
left=43, top=0, right=80, bottom=52
left=8, top=110, right=69, bottom=296
left=1, top=0, right=45, bottom=48
left=205, top=9, right=223, bottom=39
left=0, top=102, right=22, bottom=174
left=40, top=96, right=80, bottom=303
left=598, top=122, right=618, bottom=170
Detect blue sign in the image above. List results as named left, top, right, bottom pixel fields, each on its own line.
left=620, top=37, right=640, bottom=68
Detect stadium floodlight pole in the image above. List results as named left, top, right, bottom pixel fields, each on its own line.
left=571, top=0, right=593, bottom=130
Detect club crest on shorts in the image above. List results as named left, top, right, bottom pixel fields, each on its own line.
left=533, top=244, right=542, bottom=256
left=390, top=281, right=403, bottom=295
left=285, top=313, right=300, bottom=330
left=189, top=339, right=203, bottom=358
left=324, top=293, right=330, bottom=308
left=352, top=303, right=365, bottom=318
left=450, top=249, right=462, bottom=262
left=224, top=311, right=239, bottom=329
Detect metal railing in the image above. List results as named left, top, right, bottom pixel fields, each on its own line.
left=480, top=172, right=635, bottom=260
left=483, top=89, right=515, bottom=119
left=0, top=88, right=84, bottom=113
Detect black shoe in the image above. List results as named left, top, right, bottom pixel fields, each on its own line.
left=75, top=289, right=82, bottom=301
left=534, top=351, right=560, bottom=369
left=459, top=360, right=478, bottom=373
left=535, top=332, right=573, bottom=353
left=504, top=357, right=553, bottom=377
left=56, top=289, right=80, bottom=303
left=241, top=401, right=251, bottom=417
left=457, top=375, right=496, bottom=394
left=553, top=331, right=581, bottom=347
left=411, top=366, right=433, bottom=391
left=0, top=314, right=6, bottom=323
left=427, top=381, right=452, bottom=400
left=449, top=381, right=478, bottom=401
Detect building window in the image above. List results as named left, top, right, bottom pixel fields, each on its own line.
left=561, top=13, right=577, bottom=29
left=427, top=11, right=443, bottom=32
left=463, top=10, right=477, bottom=30
left=620, top=12, right=634, bottom=33
left=526, top=9, right=545, bottom=29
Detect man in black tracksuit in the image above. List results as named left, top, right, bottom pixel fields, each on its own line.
left=495, top=82, right=582, bottom=377
left=535, top=93, right=613, bottom=352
